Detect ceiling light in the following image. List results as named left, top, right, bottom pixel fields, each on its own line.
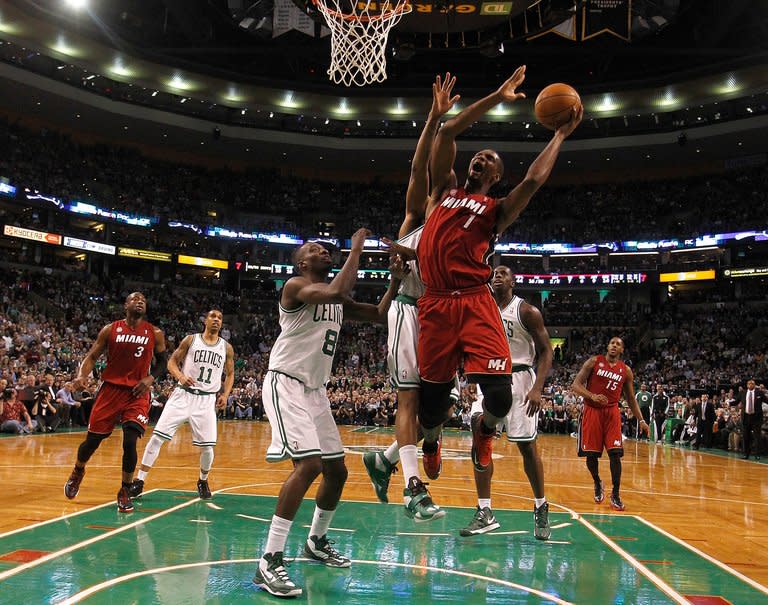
left=63, top=0, right=88, bottom=10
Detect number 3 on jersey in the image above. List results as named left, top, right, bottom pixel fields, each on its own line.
left=322, top=329, right=338, bottom=356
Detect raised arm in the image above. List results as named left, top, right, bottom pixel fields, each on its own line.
left=216, top=343, right=236, bottom=411
left=496, top=105, right=583, bottom=233
left=167, top=335, right=195, bottom=387
left=521, top=303, right=554, bottom=417
left=282, top=228, right=370, bottom=308
left=402, top=73, right=460, bottom=236
left=622, top=367, right=648, bottom=435
left=571, top=356, right=608, bottom=408
left=343, top=256, right=405, bottom=324
left=73, top=323, right=112, bottom=389
left=429, top=66, right=527, bottom=203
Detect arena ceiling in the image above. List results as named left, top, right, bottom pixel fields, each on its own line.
left=0, top=0, right=766, bottom=175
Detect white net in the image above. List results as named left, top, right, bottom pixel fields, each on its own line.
left=313, top=0, right=412, bottom=87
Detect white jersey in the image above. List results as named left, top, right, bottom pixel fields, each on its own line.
left=500, top=296, right=536, bottom=367
left=397, top=226, right=425, bottom=300
left=269, top=300, right=343, bottom=389
left=182, top=333, right=228, bottom=394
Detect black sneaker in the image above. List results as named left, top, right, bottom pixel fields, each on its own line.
left=610, top=493, right=625, bottom=511
left=128, top=479, right=144, bottom=498
left=534, top=502, right=551, bottom=541
left=459, top=506, right=500, bottom=536
left=594, top=480, right=605, bottom=504
left=197, top=479, right=212, bottom=500
left=64, top=466, right=85, bottom=500
left=117, top=486, right=134, bottom=513
left=304, top=535, right=351, bottom=568
left=253, top=552, right=302, bottom=597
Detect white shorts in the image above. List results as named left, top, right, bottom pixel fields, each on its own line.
left=152, top=387, right=218, bottom=447
left=472, top=367, right=538, bottom=441
left=263, top=370, right=344, bottom=462
left=387, top=298, right=420, bottom=389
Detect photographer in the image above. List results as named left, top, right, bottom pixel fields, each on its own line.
left=35, top=389, right=61, bottom=433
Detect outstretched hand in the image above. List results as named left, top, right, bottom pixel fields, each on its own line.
left=431, top=72, right=460, bottom=118
left=496, top=65, right=526, bottom=102
left=381, top=237, right=417, bottom=262
left=556, top=104, right=584, bottom=138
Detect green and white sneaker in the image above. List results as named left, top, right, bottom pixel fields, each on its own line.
left=304, top=535, right=351, bottom=568
left=459, top=506, right=500, bottom=536
left=403, top=477, right=445, bottom=522
left=363, top=451, right=397, bottom=504
left=253, top=552, right=302, bottom=598
left=534, top=502, right=551, bottom=541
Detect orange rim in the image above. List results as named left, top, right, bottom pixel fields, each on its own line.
left=310, top=0, right=410, bottom=23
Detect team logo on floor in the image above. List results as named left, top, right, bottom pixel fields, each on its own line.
left=344, top=444, right=501, bottom=461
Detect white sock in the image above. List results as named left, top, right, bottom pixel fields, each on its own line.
left=534, top=497, right=547, bottom=508
left=478, top=498, right=492, bottom=510
left=399, top=445, right=420, bottom=485
left=383, top=441, right=400, bottom=464
left=308, top=506, right=335, bottom=540
left=263, top=515, right=293, bottom=560
left=137, top=469, right=148, bottom=481
left=199, top=446, right=214, bottom=480
left=138, top=434, right=165, bottom=479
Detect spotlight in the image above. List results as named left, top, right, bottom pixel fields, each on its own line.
left=63, top=0, right=88, bottom=10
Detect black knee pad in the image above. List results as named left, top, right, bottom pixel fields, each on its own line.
left=479, top=382, right=513, bottom=418
left=419, top=380, right=455, bottom=429
left=77, top=431, right=108, bottom=463
left=121, top=425, right=142, bottom=473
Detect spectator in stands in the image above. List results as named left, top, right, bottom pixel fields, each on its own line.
left=55, top=381, right=80, bottom=427
left=0, top=387, right=36, bottom=434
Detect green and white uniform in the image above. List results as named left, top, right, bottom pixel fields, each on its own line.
left=387, top=226, right=459, bottom=399
left=264, top=300, right=345, bottom=461
left=387, top=226, right=425, bottom=389
left=472, top=296, right=538, bottom=441
left=153, top=333, right=227, bottom=447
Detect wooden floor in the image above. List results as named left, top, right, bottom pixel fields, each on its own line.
left=1, top=420, right=766, bottom=588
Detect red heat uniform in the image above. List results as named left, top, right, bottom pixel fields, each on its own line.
left=417, top=187, right=511, bottom=383
left=578, top=355, right=628, bottom=457
left=89, top=319, right=157, bottom=435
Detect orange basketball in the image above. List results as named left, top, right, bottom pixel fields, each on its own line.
left=534, top=83, right=581, bottom=131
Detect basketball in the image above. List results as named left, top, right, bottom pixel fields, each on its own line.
left=534, top=83, right=582, bottom=131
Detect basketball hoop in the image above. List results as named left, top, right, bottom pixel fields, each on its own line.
left=311, top=0, right=412, bottom=87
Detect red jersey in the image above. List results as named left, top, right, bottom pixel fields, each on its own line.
left=586, top=355, right=628, bottom=408
left=418, top=187, right=500, bottom=291
left=100, top=319, right=156, bottom=388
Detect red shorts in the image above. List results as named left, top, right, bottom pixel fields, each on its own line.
left=418, top=285, right=511, bottom=384
left=88, top=382, right=150, bottom=435
left=578, top=404, right=623, bottom=457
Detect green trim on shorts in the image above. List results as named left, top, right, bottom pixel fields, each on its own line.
left=506, top=433, right=538, bottom=443
left=322, top=451, right=345, bottom=460
left=152, top=429, right=173, bottom=441
left=395, top=294, right=418, bottom=306
left=269, top=372, right=290, bottom=451
left=192, top=441, right=217, bottom=447
left=180, top=385, right=217, bottom=396
left=266, top=448, right=323, bottom=462
left=512, top=364, right=533, bottom=373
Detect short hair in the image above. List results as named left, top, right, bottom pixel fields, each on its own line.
left=2, top=388, right=14, bottom=400
left=207, top=308, right=224, bottom=317
left=291, top=244, right=310, bottom=273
